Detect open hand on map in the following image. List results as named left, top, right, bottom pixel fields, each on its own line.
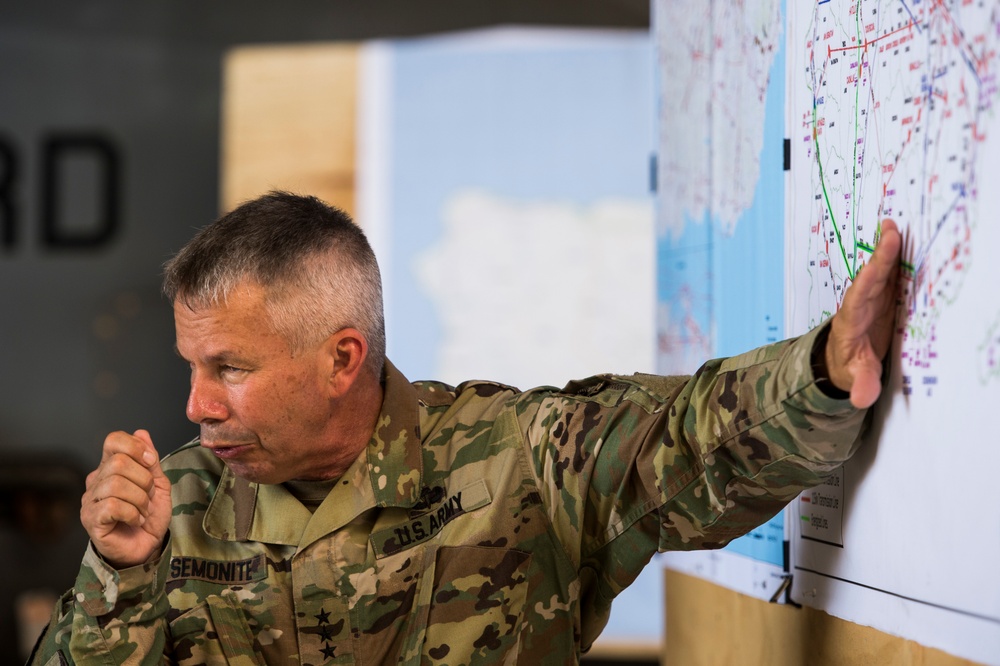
left=824, top=219, right=903, bottom=409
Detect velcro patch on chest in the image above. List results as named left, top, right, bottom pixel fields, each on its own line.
left=371, top=479, right=492, bottom=558
left=168, top=554, right=267, bottom=584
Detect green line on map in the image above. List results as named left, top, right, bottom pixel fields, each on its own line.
left=859, top=240, right=916, bottom=275
left=813, top=104, right=853, bottom=280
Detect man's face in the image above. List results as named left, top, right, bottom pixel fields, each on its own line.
left=174, top=283, right=349, bottom=484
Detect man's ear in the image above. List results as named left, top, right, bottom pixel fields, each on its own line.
left=323, top=328, right=369, bottom=397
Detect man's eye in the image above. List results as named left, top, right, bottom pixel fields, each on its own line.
left=220, top=365, right=247, bottom=375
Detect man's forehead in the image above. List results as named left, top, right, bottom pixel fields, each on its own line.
left=173, top=280, right=268, bottom=313
left=173, top=289, right=288, bottom=362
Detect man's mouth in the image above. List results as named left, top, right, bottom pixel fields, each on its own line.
left=202, top=442, right=253, bottom=459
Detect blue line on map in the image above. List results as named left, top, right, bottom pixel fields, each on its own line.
left=912, top=187, right=966, bottom=277
left=960, top=48, right=982, bottom=85
left=917, top=20, right=931, bottom=232
left=899, top=0, right=923, bottom=34
left=818, top=0, right=831, bottom=5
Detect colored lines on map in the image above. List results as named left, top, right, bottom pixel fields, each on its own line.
left=798, top=0, right=1000, bottom=391
left=826, top=17, right=916, bottom=57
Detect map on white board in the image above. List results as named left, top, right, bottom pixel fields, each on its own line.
left=786, top=0, right=1000, bottom=662
left=655, top=0, right=792, bottom=595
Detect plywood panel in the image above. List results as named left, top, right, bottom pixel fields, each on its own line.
left=664, top=570, right=982, bottom=666
left=221, top=43, right=358, bottom=215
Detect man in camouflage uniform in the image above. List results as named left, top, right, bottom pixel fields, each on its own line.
left=30, top=192, right=901, bottom=665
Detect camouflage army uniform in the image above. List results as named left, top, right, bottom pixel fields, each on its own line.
left=33, top=324, right=867, bottom=665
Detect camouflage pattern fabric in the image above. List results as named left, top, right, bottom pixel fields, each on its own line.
left=31, top=323, right=868, bottom=665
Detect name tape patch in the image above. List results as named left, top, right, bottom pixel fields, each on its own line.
left=169, top=554, right=267, bottom=584
left=372, top=479, right=491, bottom=558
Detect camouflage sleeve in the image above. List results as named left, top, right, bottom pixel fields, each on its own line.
left=29, top=539, right=172, bottom=665
left=655, top=322, right=866, bottom=551
left=516, top=323, right=867, bottom=641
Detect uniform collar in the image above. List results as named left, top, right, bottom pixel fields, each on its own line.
left=366, top=359, right=423, bottom=508
left=202, top=359, right=424, bottom=546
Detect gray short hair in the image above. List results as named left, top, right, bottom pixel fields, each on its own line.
left=163, top=191, right=385, bottom=377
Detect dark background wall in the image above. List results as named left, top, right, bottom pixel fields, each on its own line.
left=0, top=1, right=648, bottom=660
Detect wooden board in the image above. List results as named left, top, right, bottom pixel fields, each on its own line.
left=664, top=570, right=982, bottom=666
left=221, top=43, right=358, bottom=215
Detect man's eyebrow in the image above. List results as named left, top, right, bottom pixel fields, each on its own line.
left=173, top=346, right=248, bottom=365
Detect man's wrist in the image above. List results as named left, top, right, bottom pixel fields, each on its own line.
left=811, top=324, right=851, bottom=400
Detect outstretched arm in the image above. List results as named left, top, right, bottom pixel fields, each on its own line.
left=824, top=219, right=903, bottom=408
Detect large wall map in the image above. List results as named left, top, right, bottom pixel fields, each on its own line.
left=787, top=0, right=1000, bottom=662
left=654, top=0, right=790, bottom=584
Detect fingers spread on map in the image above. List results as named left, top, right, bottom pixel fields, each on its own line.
left=825, top=218, right=902, bottom=408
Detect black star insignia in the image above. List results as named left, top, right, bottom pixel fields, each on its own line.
left=314, top=608, right=331, bottom=624
left=321, top=643, right=337, bottom=658
left=319, top=624, right=336, bottom=642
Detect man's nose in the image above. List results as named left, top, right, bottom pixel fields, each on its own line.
left=186, top=372, right=229, bottom=424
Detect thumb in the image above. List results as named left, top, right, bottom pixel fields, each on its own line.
left=849, top=360, right=884, bottom=409
left=133, top=429, right=167, bottom=481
